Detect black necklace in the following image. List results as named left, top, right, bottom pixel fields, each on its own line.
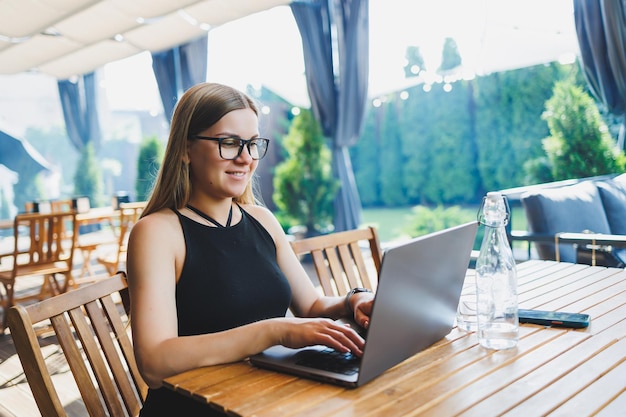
left=186, top=204, right=233, bottom=228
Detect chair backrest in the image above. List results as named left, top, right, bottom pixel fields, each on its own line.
left=99, top=202, right=146, bottom=275
left=115, top=202, right=145, bottom=263
left=290, top=226, right=383, bottom=296
left=7, top=273, right=148, bottom=417
left=10, top=211, right=78, bottom=274
left=24, top=199, right=73, bottom=214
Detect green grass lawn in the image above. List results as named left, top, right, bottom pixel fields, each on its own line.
left=361, top=205, right=528, bottom=247
left=361, top=207, right=415, bottom=243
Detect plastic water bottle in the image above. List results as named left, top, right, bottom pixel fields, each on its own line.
left=475, top=192, right=519, bottom=350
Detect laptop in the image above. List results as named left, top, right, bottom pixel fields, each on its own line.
left=249, top=221, right=478, bottom=388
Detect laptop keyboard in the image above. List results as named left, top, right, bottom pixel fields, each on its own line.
left=295, top=348, right=361, bottom=375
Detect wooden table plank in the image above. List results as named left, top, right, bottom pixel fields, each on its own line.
left=519, top=267, right=619, bottom=308
left=196, top=366, right=298, bottom=407
left=595, top=390, right=626, bottom=417
left=547, top=350, right=626, bottom=417
left=230, top=374, right=339, bottom=417
left=167, top=363, right=256, bottom=401
left=224, top=377, right=326, bottom=416
left=361, top=328, right=579, bottom=417
left=455, top=319, right=626, bottom=416
left=288, top=330, right=483, bottom=417
left=412, top=330, right=590, bottom=417
left=502, top=337, right=626, bottom=416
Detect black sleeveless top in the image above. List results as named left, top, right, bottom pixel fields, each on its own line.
left=139, top=206, right=292, bottom=417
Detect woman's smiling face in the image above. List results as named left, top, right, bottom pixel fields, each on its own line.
left=187, top=108, right=260, bottom=200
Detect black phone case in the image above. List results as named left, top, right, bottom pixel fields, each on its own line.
left=518, top=309, right=590, bottom=328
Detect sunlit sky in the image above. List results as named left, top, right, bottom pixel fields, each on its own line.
left=102, top=0, right=578, bottom=111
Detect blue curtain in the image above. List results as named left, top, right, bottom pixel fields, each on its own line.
left=151, top=35, right=208, bottom=122
left=291, top=0, right=369, bottom=232
left=58, top=72, right=101, bottom=151
left=574, top=0, right=626, bottom=149
left=0, top=130, right=51, bottom=173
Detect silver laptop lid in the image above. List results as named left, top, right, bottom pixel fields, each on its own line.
left=357, top=221, right=478, bottom=385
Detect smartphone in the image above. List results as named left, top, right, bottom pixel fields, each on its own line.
left=518, top=309, right=590, bottom=328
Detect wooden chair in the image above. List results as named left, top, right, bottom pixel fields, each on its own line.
left=290, top=226, right=383, bottom=296
left=24, top=199, right=109, bottom=279
left=6, top=272, right=148, bottom=417
left=0, top=211, right=78, bottom=330
left=97, top=202, right=145, bottom=276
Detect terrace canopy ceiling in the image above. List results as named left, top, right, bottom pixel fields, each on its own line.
left=0, top=0, right=291, bottom=79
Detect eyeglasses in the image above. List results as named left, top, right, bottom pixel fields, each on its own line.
left=189, top=136, right=270, bottom=160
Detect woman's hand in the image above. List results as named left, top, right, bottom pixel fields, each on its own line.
left=353, top=296, right=374, bottom=329
left=277, top=317, right=365, bottom=356
left=349, top=292, right=374, bottom=329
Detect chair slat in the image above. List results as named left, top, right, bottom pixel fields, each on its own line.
left=348, top=241, right=373, bottom=290
left=290, top=227, right=382, bottom=297
left=337, top=243, right=360, bottom=289
left=310, top=250, right=336, bottom=295
left=69, top=305, right=126, bottom=416
left=325, top=247, right=350, bottom=296
left=100, top=294, right=149, bottom=401
left=85, top=298, right=142, bottom=415
left=50, top=312, right=107, bottom=417
left=7, top=273, right=146, bottom=417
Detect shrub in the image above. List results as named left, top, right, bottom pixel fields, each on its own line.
left=136, top=136, right=163, bottom=201
left=273, top=109, right=338, bottom=234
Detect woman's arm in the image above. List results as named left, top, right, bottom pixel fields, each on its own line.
left=127, top=210, right=366, bottom=389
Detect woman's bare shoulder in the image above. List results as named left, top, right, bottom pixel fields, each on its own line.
left=241, top=204, right=286, bottom=238
left=133, top=208, right=180, bottom=236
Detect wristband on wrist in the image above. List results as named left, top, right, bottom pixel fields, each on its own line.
left=344, top=287, right=372, bottom=314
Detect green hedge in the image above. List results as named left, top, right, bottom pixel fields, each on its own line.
left=352, top=61, right=601, bottom=206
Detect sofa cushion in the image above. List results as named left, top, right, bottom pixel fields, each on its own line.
left=521, top=181, right=611, bottom=262
left=596, top=174, right=626, bottom=234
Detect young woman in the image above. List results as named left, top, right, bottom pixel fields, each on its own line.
left=127, top=83, right=374, bottom=416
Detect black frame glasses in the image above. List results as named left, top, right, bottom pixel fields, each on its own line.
left=189, top=136, right=270, bottom=160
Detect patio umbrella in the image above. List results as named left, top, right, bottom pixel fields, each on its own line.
left=0, top=130, right=51, bottom=174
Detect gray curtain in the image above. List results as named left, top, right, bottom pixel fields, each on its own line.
left=58, top=72, right=101, bottom=151
left=151, top=35, right=208, bottom=122
left=574, top=0, right=626, bottom=149
left=291, top=0, right=369, bottom=232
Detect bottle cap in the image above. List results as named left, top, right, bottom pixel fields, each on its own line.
left=478, top=192, right=509, bottom=227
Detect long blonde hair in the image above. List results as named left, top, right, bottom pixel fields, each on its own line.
left=142, top=83, right=259, bottom=218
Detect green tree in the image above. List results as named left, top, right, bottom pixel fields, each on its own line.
left=400, top=86, right=433, bottom=205
left=135, top=136, right=163, bottom=201
left=74, top=142, right=103, bottom=207
left=273, top=109, right=339, bottom=234
left=379, top=102, right=406, bottom=205
left=541, top=80, right=620, bottom=180
left=438, top=37, right=462, bottom=72
left=475, top=63, right=571, bottom=190
left=404, top=46, right=426, bottom=78
left=351, top=106, right=381, bottom=206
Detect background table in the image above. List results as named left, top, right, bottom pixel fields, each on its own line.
left=164, top=260, right=626, bottom=416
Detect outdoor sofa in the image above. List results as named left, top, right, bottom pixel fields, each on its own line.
left=503, top=173, right=626, bottom=266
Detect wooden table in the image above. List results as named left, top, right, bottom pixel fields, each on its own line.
left=163, top=260, right=626, bottom=416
